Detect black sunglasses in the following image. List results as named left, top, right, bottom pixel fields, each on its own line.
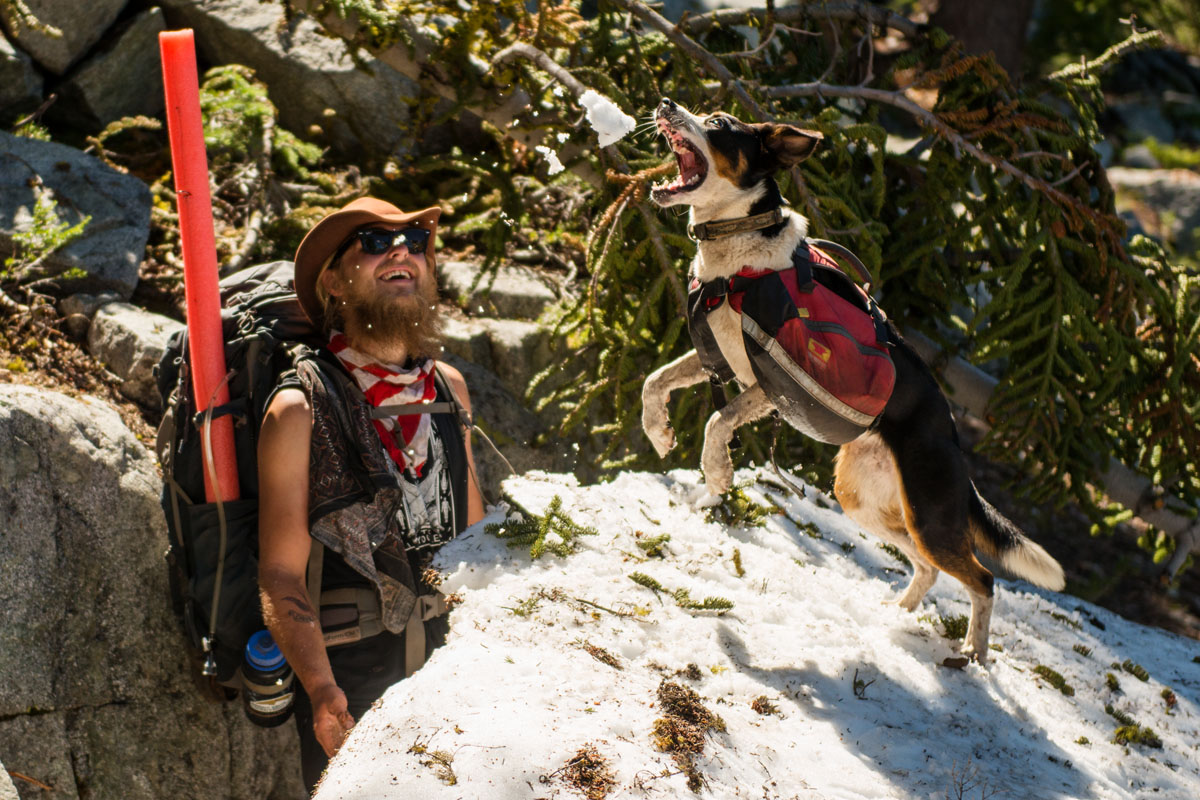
left=336, top=227, right=431, bottom=260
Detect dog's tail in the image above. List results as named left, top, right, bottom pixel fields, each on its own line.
left=969, top=485, right=1065, bottom=591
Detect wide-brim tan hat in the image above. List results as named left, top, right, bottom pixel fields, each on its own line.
left=294, top=197, right=441, bottom=328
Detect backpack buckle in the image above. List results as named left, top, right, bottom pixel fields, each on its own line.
left=200, top=636, right=217, bottom=676
left=696, top=277, right=730, bottom=312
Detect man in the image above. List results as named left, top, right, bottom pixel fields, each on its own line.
left=257, top=197, right=485, bottom=792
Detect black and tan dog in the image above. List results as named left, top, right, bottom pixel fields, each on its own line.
left=641, top=98, right=1064, bottom=662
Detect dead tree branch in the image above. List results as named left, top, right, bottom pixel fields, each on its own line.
left=225, top=113, right=275, bottom=275
left=604, top=0, right=766, bottom=120
left=680, top=1, right=924, bottom=39
left=494, top=42, right=589, bottom=98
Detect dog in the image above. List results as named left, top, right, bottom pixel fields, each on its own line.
left=641, top=97, right=1065, bottom=662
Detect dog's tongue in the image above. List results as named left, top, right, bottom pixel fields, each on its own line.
left=678, top=147, right=698, bottom=175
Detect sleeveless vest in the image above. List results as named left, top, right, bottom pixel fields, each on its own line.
left=286, top=355, right=468, bottom=634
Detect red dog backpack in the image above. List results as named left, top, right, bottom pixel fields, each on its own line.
left=687, top=240, right=896, bottom=444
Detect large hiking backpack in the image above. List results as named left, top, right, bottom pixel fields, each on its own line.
left=688, top=239, right=897, bottom=445
left=155, top=260, right=328, bottom=691
left=155, top=260, right=472, bottom=696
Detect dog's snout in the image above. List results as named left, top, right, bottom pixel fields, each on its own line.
left=658, top=97, right=676, bottom=112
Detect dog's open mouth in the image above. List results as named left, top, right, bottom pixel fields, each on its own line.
left=652, top=125, right=708, bottom=200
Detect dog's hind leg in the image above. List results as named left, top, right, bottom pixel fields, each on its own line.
left=701, top=383, right=774, bottom=494
left=896, top=554, right=939, bottom=612
left=835, top=434, right=939, bottom=611
left=891, top=438, right=996, bottom=662
left=961, top=590, right=994, bottom=663
left=643, top=350, right=707, bottom=458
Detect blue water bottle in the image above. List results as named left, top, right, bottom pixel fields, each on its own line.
left=241, top=630, right=295, bottom=727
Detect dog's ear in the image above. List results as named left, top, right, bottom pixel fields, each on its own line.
left=756, top=123, right=823, bottom=169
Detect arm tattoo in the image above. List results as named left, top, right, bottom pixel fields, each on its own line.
left=283, top=595, right=316, bottom=625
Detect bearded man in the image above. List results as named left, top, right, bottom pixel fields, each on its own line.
left=257, top=197, right=484, bottom=793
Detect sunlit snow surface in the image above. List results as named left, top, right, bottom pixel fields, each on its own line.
left=316, top=469, right=1200, bottom=799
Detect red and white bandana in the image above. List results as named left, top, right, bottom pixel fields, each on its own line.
left=328, top=331, right=437, bottom=474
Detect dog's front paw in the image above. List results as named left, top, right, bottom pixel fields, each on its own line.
left=958, top=640, right=989, bottom=665
left=642, top=404, right=676, bottom=458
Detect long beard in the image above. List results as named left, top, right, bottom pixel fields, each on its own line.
left=342, top=276, right=442, bottom=361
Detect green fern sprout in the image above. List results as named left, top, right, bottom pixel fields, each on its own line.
left=1104, top=702, right=1162, bottom=748
left=1105, top=704, right=1133, bottom=725
left=1121, top=659, right=1150, bottom=682
left=629, top=573, right=733, bottom=613
left=486, top=495, right=597, bottom=559
left=629, top=571, right=666, bottom=594
left=2, top=182, right=90, bottom=284
left=1112, top=724, right=1163, bottom=749
left=705, top=484, right=779, bottom=528
left=939, top=614, right=969, bottom=640
left=636, top=533, right=671, bottom=558
left=671, top=588, right=734, bottom=613
left=878, top=543, right=912, bottom=567
left=1033, top=665, right=1076, bottom=696
left=1050, top=612, right=1083, bottom=631
left=731, top=548, right=745, bottom=577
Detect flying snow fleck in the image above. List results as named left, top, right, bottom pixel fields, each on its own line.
left=535, top=145, right=565, bottom=175
left=579, top=89, right=636, bottom=147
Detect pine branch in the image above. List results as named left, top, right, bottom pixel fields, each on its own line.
left=1049, top=29, right=1165, bottom=81
left=904, top=329, right=1200, bottom=576
left=761, top=79, right=1121, bottom=253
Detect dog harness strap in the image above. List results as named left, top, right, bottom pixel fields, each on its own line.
left=687, top=280, right=738, bottom=384
left=707, top=376, right=742, bottom=449
left=791, top=246, right=816, bottom=292
left=708, top=375, right=728, bottom=411
left=688, top=207, right=785, bottom=241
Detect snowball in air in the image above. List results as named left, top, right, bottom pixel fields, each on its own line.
left=579, top=89, right=636, bottom=147
left=535, top=145, right=565, bottom=175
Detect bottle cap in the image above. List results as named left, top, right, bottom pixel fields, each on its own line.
left=245, top=630, right=286, bottom=671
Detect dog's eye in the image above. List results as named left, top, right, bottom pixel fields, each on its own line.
left=708, top=116, right=729, bottom=130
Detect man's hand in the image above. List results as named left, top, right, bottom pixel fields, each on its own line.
left=311, top=683, right=355, bottom=757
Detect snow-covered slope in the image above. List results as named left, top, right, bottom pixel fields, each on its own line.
left=315, top=469, right=1200, bottom=799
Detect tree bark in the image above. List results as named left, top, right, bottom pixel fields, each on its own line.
left=930, top=0, right=1035, bottom=80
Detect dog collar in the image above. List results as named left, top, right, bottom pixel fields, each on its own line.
left=687, top=207, right=785, bottom=241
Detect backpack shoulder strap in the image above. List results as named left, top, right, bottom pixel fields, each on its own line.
left=364, top=363, right=472, bottom=424
left=431, top=361, right=473, bottom=429
left=428, top=363, right=472, bottom=530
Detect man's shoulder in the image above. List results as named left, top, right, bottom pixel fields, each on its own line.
left=264, top=386, right=312, bottom=423
left=433, top=360, right=466, bottom=388
left=433, top=361, right=471, bottom=406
